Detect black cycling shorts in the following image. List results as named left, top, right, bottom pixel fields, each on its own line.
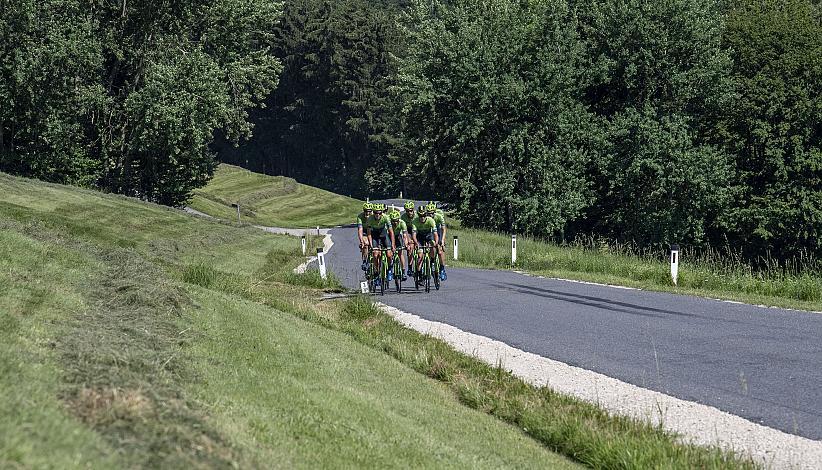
left=370, top=229, right=392, bottom=249
left=416, top=231, right=435, bottom=246
left=393, top=233, right=406, bottom=249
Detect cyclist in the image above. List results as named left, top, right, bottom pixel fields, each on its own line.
left=413, top=206, right=440, bottom=277
left=400, top=201, right=418, bottom=275
left=427, top=202, right=448, bottom=280
left=389, top=210, right=411, bottom=281
left=366, top=203, right=395, bottom=287
left=356, top=202, right=373, bottom=271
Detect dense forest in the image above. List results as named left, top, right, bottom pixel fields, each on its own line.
left=1, top=0, right=820, bottom=261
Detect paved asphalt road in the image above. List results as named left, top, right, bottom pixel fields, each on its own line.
left=324, top=227, right=822, bottom=440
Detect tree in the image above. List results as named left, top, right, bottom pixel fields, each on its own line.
left=0, top=0, right=104, bottom=186
left=721, top=0, right=822, bottom=259
left=396, top=0, right=596, bottom=235
left=574, top=0, right=735, bottom=247
left=216, top=0, right=401, bottom=197
left=0, top=0, right=282, bottom=206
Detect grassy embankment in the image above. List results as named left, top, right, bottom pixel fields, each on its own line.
left=0, top=172, right=756, bottom=468
left=189, top=164, right=362, bottom=228
left=448, top=222, right=822, bottom=312
left=0, top=173, right=577, bottom=468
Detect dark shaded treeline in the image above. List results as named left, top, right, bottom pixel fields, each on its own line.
left=1, top=0, right=819, bottom=262
left=223, top=0, right=819, bottom=261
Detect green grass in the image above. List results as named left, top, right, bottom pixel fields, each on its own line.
left=0, top=172, right=578, bottom=468
left=448, top=225, right=822, bottom=312
left=189, top=164, right=363, bottom=228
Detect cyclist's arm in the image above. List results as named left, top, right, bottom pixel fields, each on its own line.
left=388, top=227, right=395, bottom=249
left=433, top=230, right=440, bottom=246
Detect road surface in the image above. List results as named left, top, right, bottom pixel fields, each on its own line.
left=324, top=227, right=822, bottom=441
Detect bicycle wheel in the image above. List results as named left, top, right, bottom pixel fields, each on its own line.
left=381, top=251, right=388, bottom=296
left=433, top=255, right=440, bottom=291
left=366, top=252, right=376, bottom=294
left=413, top=249, right=421, bottom=290
left=424, top=252, right=431, bottom=293
left=394, top=252, right=402, bottom=293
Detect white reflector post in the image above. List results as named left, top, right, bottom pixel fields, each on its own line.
left=317, top=247, right=327, bottom=280
left=301, top=236, right=306, bottom=256
left=317, top=226, right=320, bottom=236
left=231, top=202, right=241, bottom=225
left=670, top=244, right=680, bottom=286
left=511, top=235, right=517, bottom=265
left=453, top=236, right=459, bottom=261
left=360, top=281, right=369, bottom=294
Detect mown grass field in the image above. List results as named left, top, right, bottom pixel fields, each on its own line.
left=192, top=166, right=819, bottom=311
left=0, top=173, right=578, bottom=468
left=447, top=224, right=822, bottom=312
left=189, top=164, right=363, bottom=228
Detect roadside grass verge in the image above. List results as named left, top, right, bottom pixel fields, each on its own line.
left=0, top=173, right=578, bottom=468
left=449, top=226, right=822, bottom=312
left=222, top=275, right=757, bottom=470
left=189, top=164, right=362, bottom=228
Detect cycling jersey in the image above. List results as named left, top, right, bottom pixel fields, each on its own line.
left=391, top=220, right=407, bottom=246
left=400, top=212, right=418, bottom=235
left=368, top=214, right=392, bottom=249
left=433, top=210, right=446, bottom=228
left=356, top=211, right=369, bottom=227
left=413, top=216, right=436, bottom=233
left=366, top=214, right=391, bottom=233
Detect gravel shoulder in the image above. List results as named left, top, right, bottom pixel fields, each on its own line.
left=378, top=303, right=822, bottom=469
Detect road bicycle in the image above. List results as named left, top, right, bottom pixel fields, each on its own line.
left=391, top=244, right=405, bottom=293
left=414, top=241, right=440, bottom=293
left=366, top=247, right=392, bottom=296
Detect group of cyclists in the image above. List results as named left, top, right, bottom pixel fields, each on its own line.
left=356, top=200, right=447, bottom=290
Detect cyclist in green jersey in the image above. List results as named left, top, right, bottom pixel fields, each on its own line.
left=426, top=202, right=448, bottom=281
left=357, top=202, right=373, bottom=271
left=400, top=201, right=418, bottom=274
left=389, top=210, right=411, bottom=281
left=413, top=208, right=440, bottom=276
left=366, top=203, right=395, bottom=287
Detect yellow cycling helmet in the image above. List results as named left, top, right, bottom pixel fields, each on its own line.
left=425, top=202, right=437, bottom=212
left=363, top=202, right=372, bottom=211
left=404, top=200, right=415, bottom=210
left=390, top=210, right=401, bottom=220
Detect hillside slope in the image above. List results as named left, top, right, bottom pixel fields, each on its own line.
left=0, top=173, right=576, bottom=468
left=189, top=164, right=363, bottom=228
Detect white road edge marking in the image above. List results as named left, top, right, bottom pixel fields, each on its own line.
left=377, top=302, right=822, bottom=469
left=513, top=270, right=822, bottom=315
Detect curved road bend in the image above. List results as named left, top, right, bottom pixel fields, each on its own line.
left=323, top=226, right=822, bottom=441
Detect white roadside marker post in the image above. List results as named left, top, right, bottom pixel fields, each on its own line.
left=317, top=247, right=327, bottom=280
left=511, top=235, right=517, bottom=265
left=316, top=226, right=320, bottom=236
left=360, top=281, right=370, bottom=294
left=670, top=244, right=680, bottom=286
left=453, top=236, right=459, bottom=261
left=231, top=203, right=241, bottom=225
left=301, top=235, right=306, bottom=256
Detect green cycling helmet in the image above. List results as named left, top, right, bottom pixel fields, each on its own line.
left=404, top=201, right=415, bottom=210
left=373, top=203, right=386, bottom=211
left=425, top=202, right=437, bottom=212
left=390, top=210, right=401, bottom=221
left=363, top=202, right=372, bottom=211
